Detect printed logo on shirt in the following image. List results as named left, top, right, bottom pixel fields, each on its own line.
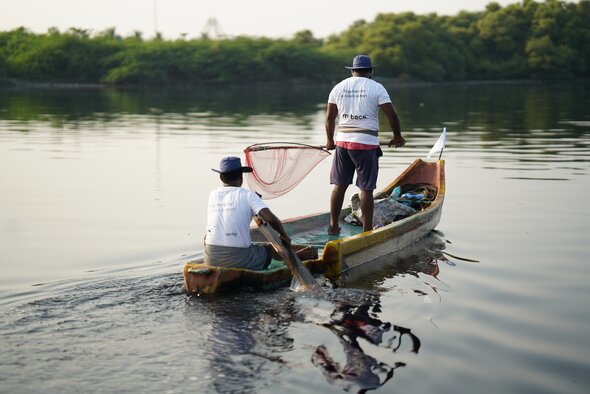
left=225, top=232, right=238, bottom=237
left=211, top=202, right=236, bottom=212
left=342, top=114, right=368, bottom=120
left=341, top=89, right=367, bottom=98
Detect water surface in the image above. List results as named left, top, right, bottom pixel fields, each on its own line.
left=1, top=81, right=589, bottom=393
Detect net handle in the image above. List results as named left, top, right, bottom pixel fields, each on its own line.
left=245, top=141, right=401, bottom=153
left=245, top=142, right=331, bottom=154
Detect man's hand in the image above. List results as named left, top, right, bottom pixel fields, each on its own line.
left=388, top=135, right=406, bottom=148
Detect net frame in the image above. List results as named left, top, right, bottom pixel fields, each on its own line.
left=244, top=142, right=331, bottom=199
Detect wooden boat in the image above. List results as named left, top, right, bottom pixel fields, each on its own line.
left=183, top=158, right=445, bottom=294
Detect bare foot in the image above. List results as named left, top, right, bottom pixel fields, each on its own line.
left=327, top=225, right=341, bottom=235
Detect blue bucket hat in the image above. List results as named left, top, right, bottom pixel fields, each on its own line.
left=345, top=55, right=375, bottom=70
left=212, top=156, right=253, bottom=174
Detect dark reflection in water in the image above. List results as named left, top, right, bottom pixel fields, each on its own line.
left=195, top=289, right=426, bottom=394
left=343, top=230, right=447, bottom=294
left=395, top=80, right=590, bottom=139
left=0, top=83, right=331, bottom=123
left=285, top=232, right=447, bottom=393
left=3, top=81, right=588, bottom=139
left=2, top=81, right=588, bottom=171
left=311, top=298, right=418, bottom=393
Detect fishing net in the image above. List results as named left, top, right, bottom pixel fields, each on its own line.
left=244, top=142, right=331, bottom=199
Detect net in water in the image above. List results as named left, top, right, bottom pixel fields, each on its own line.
left=244, top=142, right=330, bottom=199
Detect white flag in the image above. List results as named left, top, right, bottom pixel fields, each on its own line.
left=426, top=127, right=446, bottom=160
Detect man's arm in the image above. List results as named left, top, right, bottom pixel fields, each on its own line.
left=379, top=102, right=406, bottom=148
left=325, top=103, right=338, bottom=150
left=257, top=208, right=291, bottom=246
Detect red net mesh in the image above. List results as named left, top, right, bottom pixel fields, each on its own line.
left=244, top=143, right=330, bottom=199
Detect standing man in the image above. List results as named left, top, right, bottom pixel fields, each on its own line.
left=325, top=55, right=405, bottom=234
left=204, top=156, right=291, bottom=270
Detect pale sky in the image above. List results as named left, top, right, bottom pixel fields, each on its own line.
left=0, top=0, right=522, bottom=39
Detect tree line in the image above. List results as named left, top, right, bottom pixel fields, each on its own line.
left=0, top=0, right=588, bottom=85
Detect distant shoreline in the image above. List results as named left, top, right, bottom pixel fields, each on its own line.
left=1, top=78, right=106, bottom=90
left=2, top=76, right=587, bottom=91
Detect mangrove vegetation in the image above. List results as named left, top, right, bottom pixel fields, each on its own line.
left=0, top=0, right=588, bottom=85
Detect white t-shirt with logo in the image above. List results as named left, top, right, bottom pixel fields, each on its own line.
left=328, top=76, right=392, bottom=145
left=205, top=186, right=268, bottom=248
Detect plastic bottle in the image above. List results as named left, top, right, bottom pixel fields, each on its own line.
left=401, top=192, right=425, bottom=200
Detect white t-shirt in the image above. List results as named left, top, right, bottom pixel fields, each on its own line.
left=328, top=76, right=392, bottom=145
left=205, top=186, right=268, bottom=248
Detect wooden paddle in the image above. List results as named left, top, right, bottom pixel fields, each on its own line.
left=254, top=216, right=320, bottom=291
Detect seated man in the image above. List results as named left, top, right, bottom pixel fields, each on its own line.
left=204, top=156, right=291, bottom=270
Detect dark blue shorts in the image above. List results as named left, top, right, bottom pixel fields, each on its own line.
left=330, top=146, right=383, bottom=191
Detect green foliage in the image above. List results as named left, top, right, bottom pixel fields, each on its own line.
left=0, top=27, right=122, bottom=82
left=0, top=1, right=588, bottom=84
left=326, top=0, right=589, bottom=81
left=0, top=53, right=6, bottom=81
left=292, top=30, right=323, bottom=47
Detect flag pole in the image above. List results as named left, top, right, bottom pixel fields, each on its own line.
left=438, top=127, right=446, bottom=160
left=426, top=127, right=446, bottom=161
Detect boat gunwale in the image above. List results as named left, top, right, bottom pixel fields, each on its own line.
left=321, top=158, right=445, bottom=263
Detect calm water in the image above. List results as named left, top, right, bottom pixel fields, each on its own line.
left=1, top=81, right=589, bottom=393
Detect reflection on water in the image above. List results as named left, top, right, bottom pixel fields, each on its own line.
left=0, top=231, right=443, bottom=393
left=287, top=232, right=446, bottom=393
left=311, top=299, right=417, bottom=392
left=0, top=84, right=328, bottom=126
left=348, top=230, right=447, bottom=295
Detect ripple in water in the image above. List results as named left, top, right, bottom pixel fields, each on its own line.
left=0, top=233, right=448, bottom=393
